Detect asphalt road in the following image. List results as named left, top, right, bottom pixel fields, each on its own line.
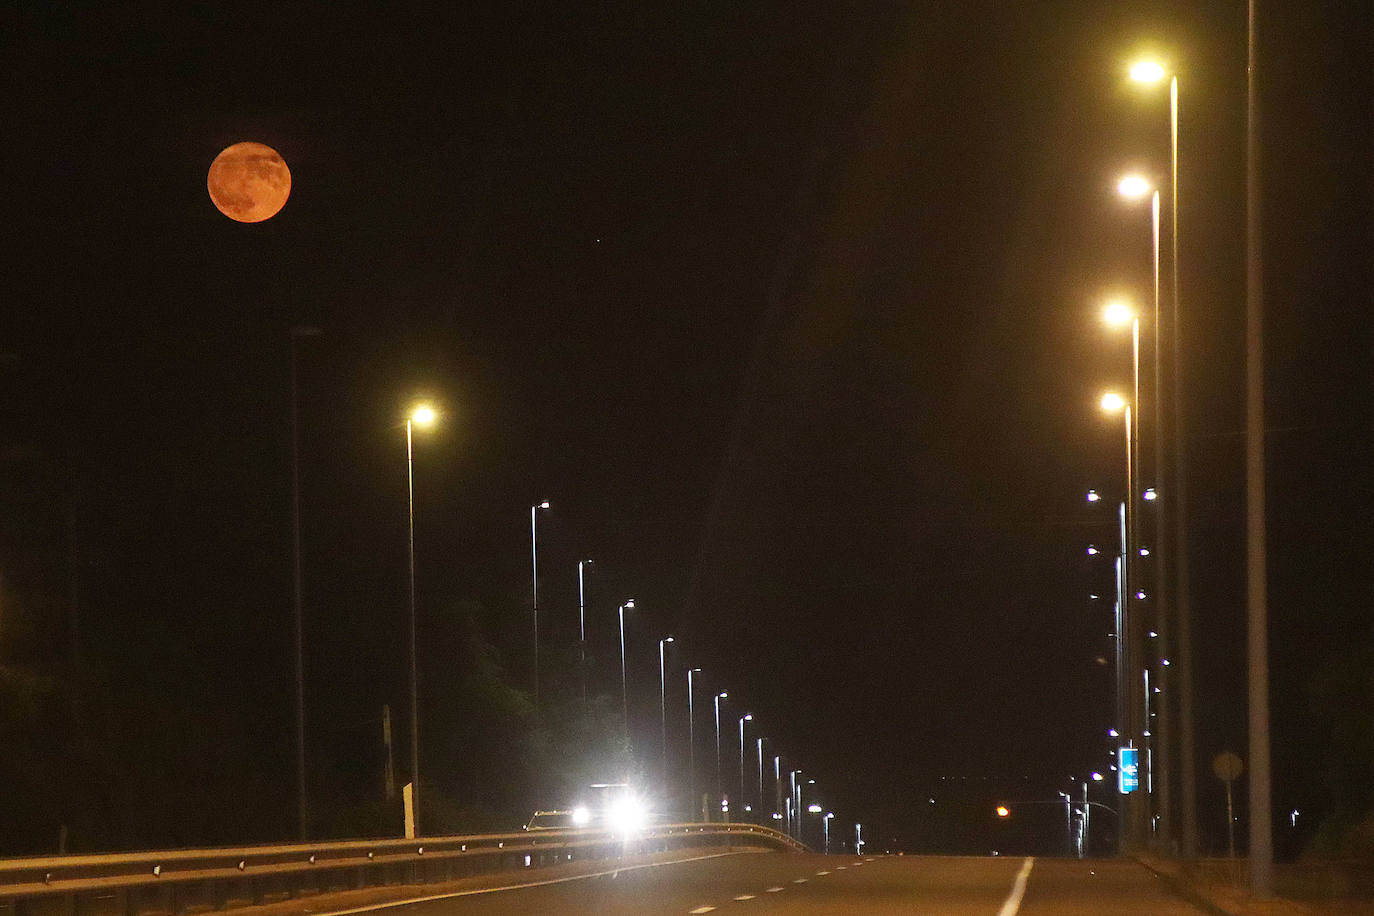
left=320, top=851, right=1209, bottom=914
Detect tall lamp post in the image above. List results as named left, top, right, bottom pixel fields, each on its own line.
left=1129, top=55, right=1196, bottom=861
left=687, top=668, right=702, bottom=818
left=756, top=736, right=765, bottom=818
left=288, top=325, right=319, bottom=840
left=713, top=691, right=728, bottom=813
left=658, top=636, right=675, bottom=794
left=405, top=402, right=437, bottom=837
left=738, top=713, right=753, bottom=817
left=530, top=501, right=550, bottom=710
left=578, top=559, right=593, bottom=714
left=1101, top=389, right=1146, bottom=850
left=823, top=812, right=834, bottom=854
left=617, top=599, right=636, bottom=742
left=1117, top=174, right=1173, bottom=845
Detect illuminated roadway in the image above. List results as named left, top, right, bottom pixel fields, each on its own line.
left=320, top=852, right=1209, bottom=914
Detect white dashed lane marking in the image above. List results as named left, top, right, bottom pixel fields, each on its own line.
left=765, top=886, right=784, bottom=893
left=792, top=877, right=808, bottom=884
left=688, top=907, right=715, bottom=914
left=816, top=870, right=830, bottom=876
left=733, top=895, right=755, bottom=901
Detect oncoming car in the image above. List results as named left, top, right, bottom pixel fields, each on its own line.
left=522, top=784, right=653, bottom=835
left=523, top=807, right=592, bottom=831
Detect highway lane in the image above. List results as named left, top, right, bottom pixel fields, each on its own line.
left=320, top=852, right=1209, bottom=914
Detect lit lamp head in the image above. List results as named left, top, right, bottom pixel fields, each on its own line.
left=1117, top=173, right=1153, bottom=200
left=1129, top=60, right=1168, bottom=84
left=536, top=500, right=550, bottom=510
left=409, top=404, right=437, bottom=428
left=1100, top=392, right=1127, bottom=414
left=623, top=598, right=635, bottom=610
left=718, top=691, right=728, bottom=700
left=742, top=713, right=753, bottom=722
left=1102, top=300, right=1136, bottom=328
left=663, top=635, right=674, bottom=645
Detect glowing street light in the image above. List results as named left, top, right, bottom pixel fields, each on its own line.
left=404, top=401, right=437, bottom=836
left=823, top=811, right=835, bottom=854
left=1117, top=173, right=1153, bottom=200
left=1129, top=59, right=1167, bottom=84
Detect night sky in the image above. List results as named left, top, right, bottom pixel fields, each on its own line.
left=6, top=2, right=1370, bottom=855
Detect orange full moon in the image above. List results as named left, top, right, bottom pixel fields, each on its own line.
left=207, top=142, right=291, bottom=222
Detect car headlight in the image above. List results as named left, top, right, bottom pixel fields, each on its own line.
left=606, top=796, right=647, bottom=835
left=571, top=806, right=591, bottom=827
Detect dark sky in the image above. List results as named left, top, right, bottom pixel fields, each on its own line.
left=7, top=1, right=1371, bottom=851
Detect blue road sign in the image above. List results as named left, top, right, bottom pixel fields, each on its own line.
left=1119, top=747, right=1139, bottom=793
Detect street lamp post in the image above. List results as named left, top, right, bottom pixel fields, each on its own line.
left=789, top=770, right=800, bottom=839
left=530, top=501, right=550, bottom=710
left=404, top=403, right=436, bottom=837
left=1118, top=173, right=1175, bottom=847
left=578, top=559, right=593, bottom=714
left=687, top=668, right=701, bottom=818
left=658, top=636, right=675, bottom=795
left=738, top=713, right=753, bottom=817
left=618, top=599, right=635, bottom=742
left=1101, top=388, right=1146, bottom=850
left=713, top=691, right=728, bottom=815
left=823, top=812, right=834, bottom=854
left=288, top=325, right=319, bottom=840
left=756, top=736, right=765, bottom=817
left=773, top=755, right=782, bottom=822
left=1130, top=55, right=1195, bottom=861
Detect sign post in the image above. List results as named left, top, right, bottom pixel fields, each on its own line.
left=1119, top=747, right=1140, bottom=794
left=1212, top=751, right=1244, bottom=859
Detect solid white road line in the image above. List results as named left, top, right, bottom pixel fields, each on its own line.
left=314, top=850, right=744, bottom=916
left=996, top=857, right=1036, bottom=916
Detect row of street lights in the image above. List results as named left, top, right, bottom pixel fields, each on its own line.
left=1087, top=54, right=1193, bottom=858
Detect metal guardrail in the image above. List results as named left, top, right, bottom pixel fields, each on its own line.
left=0, top=822, right=805, bottom=916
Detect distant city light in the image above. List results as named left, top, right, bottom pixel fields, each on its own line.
left=1143, top=488, right=1157, bottom=501
left=1091, top=772, right=1104, bottom=781
left=1086, top=489, right=1101, bottom=502
left=1087, top=545, right=1100, bottom=556
left=1139, top=547, right=1151, bottom=556
left=1136, top=590, right=1147, bottom=600
left=1108, top=729, right=1119, bottom=737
